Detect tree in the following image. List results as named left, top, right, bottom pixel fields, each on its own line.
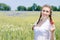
left=27, top=7, right=32, bottom=11
left=51, top=6, right=57, bottom=11
left=17, top=6, right=26, bottom=11
left=35, top=5, right=42, bottom=11
left=32, top=3, right=37, bottom=11
left=0, top=3, right=11, bottom=11
left=57, top=6, right=60, bottom=11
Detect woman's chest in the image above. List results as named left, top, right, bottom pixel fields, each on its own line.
left=34, top=20, right=50, bottom=32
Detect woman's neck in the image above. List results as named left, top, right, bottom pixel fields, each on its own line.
left=36, top=16, right=49, bottom=27
left=41, top=16, right=49, bottom=20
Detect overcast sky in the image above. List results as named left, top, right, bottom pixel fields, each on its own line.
left=0, top=0, right=60, bottom=10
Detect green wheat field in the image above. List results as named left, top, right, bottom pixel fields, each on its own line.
left=0, top=11, right=60, bottom=40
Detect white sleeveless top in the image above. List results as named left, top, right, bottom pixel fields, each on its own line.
left=34, top=18, right=56, bottom=40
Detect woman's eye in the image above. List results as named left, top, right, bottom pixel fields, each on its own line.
left=42, top=10, right=49, bottom=13
left=42, top=10, right=45, bottom=12
left=46, top=11, right=49, bottom=13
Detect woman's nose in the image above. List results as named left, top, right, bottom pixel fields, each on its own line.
left=43, top=11, right=46, bottom=14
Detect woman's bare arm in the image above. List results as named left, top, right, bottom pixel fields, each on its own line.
left=50, top=32, right=55, bottom=40
left=50, top=24, right=55, bottom=40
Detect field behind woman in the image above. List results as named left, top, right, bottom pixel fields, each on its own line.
left=0, top=11, right=60, bottom=40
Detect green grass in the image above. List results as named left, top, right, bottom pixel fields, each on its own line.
left=0, top=11, right=60, bottom=40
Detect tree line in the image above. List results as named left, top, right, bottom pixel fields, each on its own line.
left=0, top=3, right=60, bottom=11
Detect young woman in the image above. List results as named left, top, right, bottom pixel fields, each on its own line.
left=32, top=5, right=56, bottom=40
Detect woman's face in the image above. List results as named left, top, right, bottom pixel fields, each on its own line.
left=41, top=7, right=50, bottom=17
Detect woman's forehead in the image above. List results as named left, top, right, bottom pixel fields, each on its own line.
left=42, top=7, right=50, bottom=11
